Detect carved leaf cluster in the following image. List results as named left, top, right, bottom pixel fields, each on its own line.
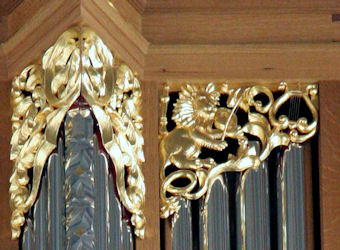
left=9, top=28, right=146, bottom=239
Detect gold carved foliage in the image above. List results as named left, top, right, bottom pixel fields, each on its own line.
left=10, top=28, right=145, bottom=239
left=159, top=82, right=318, bottom=218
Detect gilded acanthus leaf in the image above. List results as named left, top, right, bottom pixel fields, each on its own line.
left=10, top=65, right=51, bottom=239
left=10, top=28, right=146, bottom=239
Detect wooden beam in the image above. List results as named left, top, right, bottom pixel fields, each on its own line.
left=143, top=13, right=340, bottom=45
left=103, top=0, right=142, bottom=31
left=1, top=0, right=142, bottom=43
left=1, top=0, right=82, bottom=81
left=137, top=81, right=160, bottom=250
left=3, top=0, right=51, bottom=43
left=0, top=0, right=149, bottom=82
left=144, top=43, right=340, bottom=82
left=82, top=0, right=149, bottom=77
left=127, top=0, right=147, bottom=14
left=145, top=0, right=340, bottom=14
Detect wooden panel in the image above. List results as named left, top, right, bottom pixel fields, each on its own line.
left=0, top=80, right=18, bottom=250
left=0, top=0, right=149, bottom=82
left=0, top=0, right=82, bottom=81
left=137, top=81, right=160, bottom=250
left=81, top=0, right=148, bottom=77
left=145, top=0, right=340, bottom=14
left=3, top=0, right=51, bottom=43
left=319, top=82, right=340, bottom=250
left=0, top=0, right=22, bottom=16
left=0, top=0, right=142, bottom=43
left=0, top=16, right=8, bottom=43
left=144, top=44, right=340, bottom=82
left=0, top=47, right=8, bottom=81
left=143, top=13, right=340, bottom=44
left=108, top=0, right=142, bottom=31
left=127, top=0, right=147, bottom=14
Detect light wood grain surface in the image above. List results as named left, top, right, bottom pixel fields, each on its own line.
left=319, top=82, right=340, bottom=250
left=138, top=81, right=160, bottom=250
left=0, top=80, right=19, bottom=250
left=81, top=0, right=149, bottom=77
left=127, top=0, right=147, bottom=13
left=145, top=44, right=340, bottom=82
left=143, top=13, right=340, bottom=44
left=2, top=0, right=50, bottom=42
left=144, top=0, right=340, bottom=14
left=0, top=0, right=82, bottom=81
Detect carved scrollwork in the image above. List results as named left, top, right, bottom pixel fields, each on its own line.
left=269, top=82, right=318, bottom=143
left=159, top=82, right=318, bottom=218
left=10, top=65, right=53, bottom=238
left=10, top=28, right=146, bottom=239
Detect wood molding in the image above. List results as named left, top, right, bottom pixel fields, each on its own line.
left=107, top=0, right=142, bottom=31
left=0, top=0, right=148, bottom=82
left=143, top=13, right=340, bottom=45
left=138, top=81, right=161, bottom=249
left=0, top=0, right=82, bottom=81
left=3, top=0, right=52, bottom=43
left=127, top=0, right=147, bottom=14
left=144, top=43, right=340, bottom=82
left=144, top=0, right=340, bottom=14
left=1, top=0, right=142, bottom=43
left=319, top=82, right=340, bottom=250
left=81, top=0, right=149, bottom=78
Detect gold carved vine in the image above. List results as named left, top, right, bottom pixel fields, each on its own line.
left=159, top=82, right=318, bottom=218
left=10, top=28, right=146, bottom=239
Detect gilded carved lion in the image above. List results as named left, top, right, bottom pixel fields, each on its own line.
left=159, top=83, right=231, bottom=217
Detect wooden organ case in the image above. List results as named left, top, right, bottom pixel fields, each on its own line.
left=0, top=1, right=340, bottom=249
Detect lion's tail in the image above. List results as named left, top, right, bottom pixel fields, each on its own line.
left=159, top=84, right=170, bottom=136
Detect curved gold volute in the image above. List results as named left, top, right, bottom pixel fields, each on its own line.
left=269, top=82, right=318, bottom=143
left=10, top=28, right=146, bottom=239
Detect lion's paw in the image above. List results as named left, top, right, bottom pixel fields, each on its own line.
left=200, top=158, right=216, bottom=168
left=216, top=140, right=228, bottom=150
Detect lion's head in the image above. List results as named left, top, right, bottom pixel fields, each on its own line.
left=172, top=83, right=220, bottom=128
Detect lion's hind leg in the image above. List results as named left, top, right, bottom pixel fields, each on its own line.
left=170, top=153, right=197, bottom=170
left=170, top=153, right=213, bottom=170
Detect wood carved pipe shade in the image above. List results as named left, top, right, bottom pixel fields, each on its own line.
left=9, top=27, right=146, bottom=249
left=159, top=82, right=318, bottom=250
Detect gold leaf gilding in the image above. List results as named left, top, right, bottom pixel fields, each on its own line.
left=159, top=82, right=318, bottom=218
left=10, top=28, right=146, bottom=239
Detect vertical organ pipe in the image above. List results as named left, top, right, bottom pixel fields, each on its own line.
left=48, top=140, right=66, bottom=250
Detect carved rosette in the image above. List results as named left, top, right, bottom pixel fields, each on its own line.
left=10, top=28, right=146, bottom=239
left=159, top=82, right=318, bottom=218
